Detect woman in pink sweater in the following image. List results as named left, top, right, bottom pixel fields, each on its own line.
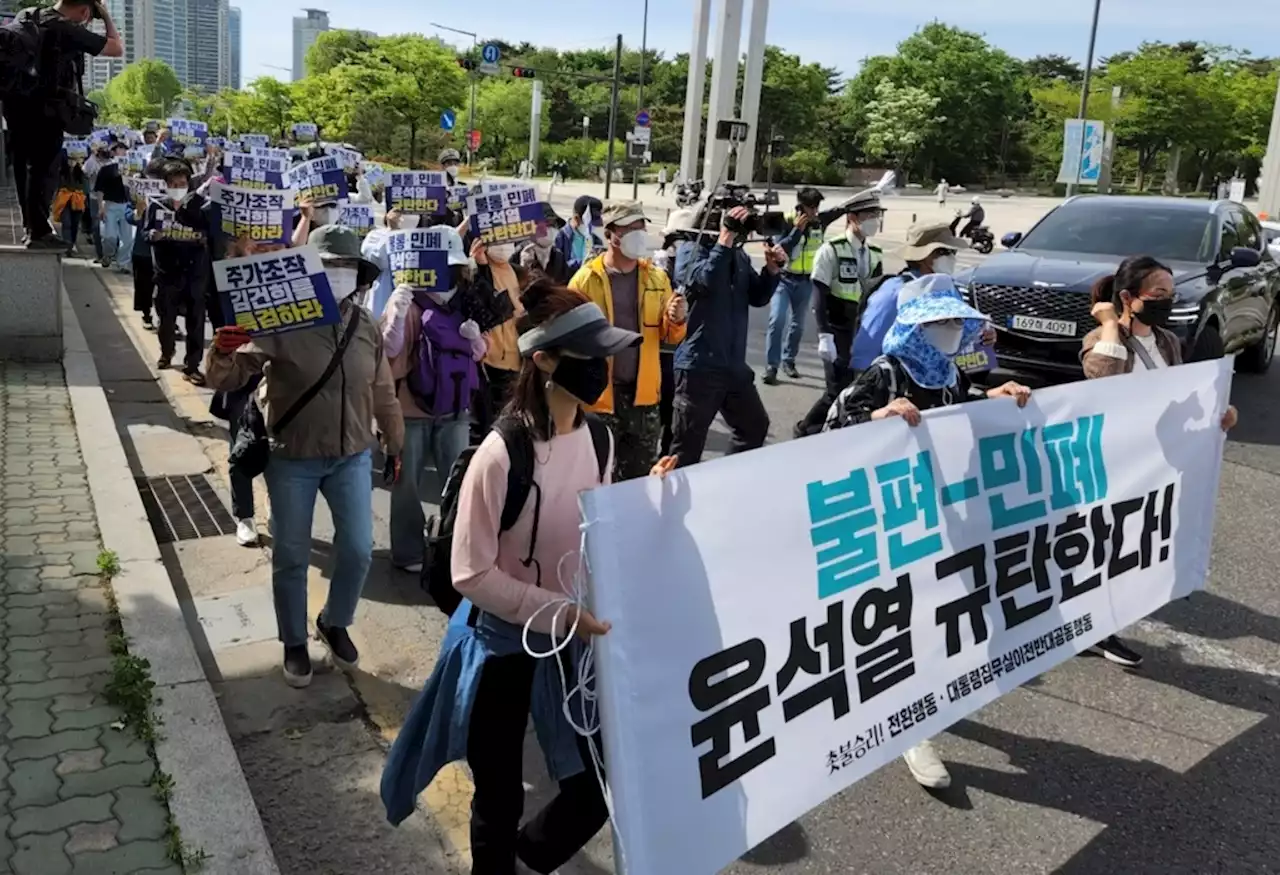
left=383, top=281, right=643, bottom=874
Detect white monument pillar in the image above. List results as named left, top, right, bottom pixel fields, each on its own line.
left=702, top=0, right=744, bottom=189
left=678, top=0, right=713, bottom=183
left=733, top=0, right=769, bottom=185
left=1258, top=76, right=1280, bottom=220
left=528, top=78, right=544, bottom=172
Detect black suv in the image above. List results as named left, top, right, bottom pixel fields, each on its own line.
left=954, top=195, right=1280, bottom=380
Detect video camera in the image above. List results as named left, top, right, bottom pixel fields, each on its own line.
left=697, top=183, right=787, bottom=241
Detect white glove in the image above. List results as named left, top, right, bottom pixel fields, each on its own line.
left=389, top=285, right=414, bottom=316
left=459, top=319, right=481, bottom=341
left=818, top=333, right=837, bottom=363
left=382, top=285, right=415, bottom=357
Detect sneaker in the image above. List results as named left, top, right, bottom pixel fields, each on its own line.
left=1088, top=635, right=1143, bottom=668
left=282, top=645, right=312, bottom=688
left=315, top=614, right=359, bottom=670
left=762, top=367, right=779, bottom=386
left=156, top=356, right=171, bottom=370
left=142, top=314, right=155, bottom=330
left=902, top=740, right=951, bottom=789
left=182, top=369, right=207, bottom=387
left=396, top=562, right=423, bottom=574
left=782, top=361, right=800, bottom=380
left=235, top=518, right=259, bottom=547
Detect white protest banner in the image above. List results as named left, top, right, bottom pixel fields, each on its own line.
left=240, top=133, right=270, bottom=150
left=223, top=152, right=288, bottom=189
left=251, top=146, right=291, bottom=161
left=168, top=118, right=208, bottom=148
left=467, top=183, right=541, bottom=245
left=126, top=147, right=150, bottom=175
left=129, top=178, right=166, bottom=199
left=387, top=171, right=448, bottom=214
left=363, top=162, right=386, bottom=188
left=386, top=228, right=454, bottom=293
left=339, top=203, right=375, bottom=238
left=287, top=156, right=349, bottom=204
left=89, top=128, right=111, bottom=148
left=64, top=139, right=89, bottom=160
left=292, top=122, right=319, bottom=142
left=214, top=246, right=341, bottom=336
left=208, top=182, right=295, bottom=245
left=585, top=359, right=1231, bottom=875
left=325, top=145, right=362, bottom=170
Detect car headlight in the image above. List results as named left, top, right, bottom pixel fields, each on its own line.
left=1169, top=302, right=1199, bottom=325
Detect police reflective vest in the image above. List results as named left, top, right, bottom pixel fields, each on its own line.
left=826, top=237, right=883, bottom=302
left=782, top=212, right=825, bottom=276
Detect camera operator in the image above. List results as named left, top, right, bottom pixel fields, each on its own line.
left=669, top=205, right=787, bottom=468
left=3, top=0, right=123, bottom=249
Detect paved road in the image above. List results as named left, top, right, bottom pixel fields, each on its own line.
left=65, top=196, right=1280, bottom=874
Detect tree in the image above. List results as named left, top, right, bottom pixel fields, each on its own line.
left=752, top=47, right=840, bottom=177
left=238, top=77, right=295, bottom=140
left=1108, top=46, right=1205, bottom=189
left=363, top=36, right=467, bottom=168
left=305, top=29, right=377, bottom=77
left=861, top=80, right=942, bottom=179
left=475, top=77, right=550, bottom=169
left=1024, top=54, right=1084, bottom=83
left=102, top=59, right=182, bottom=127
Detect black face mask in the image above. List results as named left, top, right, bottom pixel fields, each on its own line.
left=552, top=356, right=609, bottom=406
left=1134, top=297, right=1173, bottom=328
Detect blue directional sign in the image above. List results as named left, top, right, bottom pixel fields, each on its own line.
left=441, top=110, right=456, bottom=131
left=482, top=44, right=500, bottom=64
left=636, top=110, right=650, bottom=127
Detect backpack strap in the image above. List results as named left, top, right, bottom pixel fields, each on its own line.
left=876, top=356, right=899, bottom=399
left=494, top=416, right=536, bottom=533
left=583, top=413, right=612, bottom=483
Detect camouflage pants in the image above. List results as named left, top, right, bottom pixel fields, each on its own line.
left=600, top=384, right=662, bottom=482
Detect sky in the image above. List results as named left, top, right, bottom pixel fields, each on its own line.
left=240, top=0, right=1280, bottom=86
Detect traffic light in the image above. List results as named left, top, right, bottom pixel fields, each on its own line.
left=512, top=67, right=536, bottom=79
left=457, top=57, right=475, bottom=71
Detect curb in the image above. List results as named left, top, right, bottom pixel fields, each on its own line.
left=60, top=285, right=282, bottom=875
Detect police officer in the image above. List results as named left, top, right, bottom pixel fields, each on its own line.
left=794, top=190, right=885, bottom=432
left=763, top=187, right=847, bottom=384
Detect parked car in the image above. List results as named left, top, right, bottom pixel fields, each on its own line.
left=955, top=195, right=1280, bottom=379
left=1264, top=219, right=1280, bottom=261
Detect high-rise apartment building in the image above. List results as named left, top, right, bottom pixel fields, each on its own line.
left=85, top=0, right=127, bottom=91
left=228, top=6, right=241, bottom=89
left=292, top=9, right=329, bottom=80
left=186, top=0, right=228, bottom=92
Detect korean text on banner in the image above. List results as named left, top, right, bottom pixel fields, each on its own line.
left=64, top=139, right=89, bottom=159
left=209, top=182, right=295, bottom=245
left=386, top=229, right=453, bottom=293
left=224, top=152, right=288, bottom=190
left=251, top=146, right=291, bottom=161
left=288, top=156, right=349, bottom=205
left=129, top=178, right=166, bottom=199
left=240, top=133, right=270, bottom=150
left=446, top=184, right=471, bottom=213
left=292, top=122, right=319, bottom=142
left=387, top=171, right=448, bottom=215
left=146, top=205, right=205, bottom=244
left=214, top=246, right=341, bottom=336
left=1057, top=119, right=1085, bottom=185
left=363, top=162, right=386, bottom=188
left=339, top=204, right=376, bottom=238
left=168, top=118, right=208, bottom=148
left=585, top=360, right=1232, bottom=875
left=468, top=184, right=541, bottom=245
left=326, top=145, right=362, bottom=170
left=955, top=341, right=997, bottom=375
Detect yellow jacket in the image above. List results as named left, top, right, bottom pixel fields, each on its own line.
left=569, top=255, right=687, bottom=413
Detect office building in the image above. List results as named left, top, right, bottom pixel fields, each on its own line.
left=186, top=0, right=228, bottom=92
left=84, top=0, right=126, bottom=91
left=229, top=6, right=241, bottom=89
left=292, top=9, right=329, bottom=80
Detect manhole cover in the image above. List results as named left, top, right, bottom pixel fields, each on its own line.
left=136, top=475, right=237, bottom=543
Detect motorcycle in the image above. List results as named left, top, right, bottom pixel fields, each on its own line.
left=950, top=212, right=995, bottom=255
left=675, top=179, right=705, bottom=208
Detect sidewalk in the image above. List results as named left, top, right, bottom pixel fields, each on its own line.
left=1, top=361, right=178, bottom=874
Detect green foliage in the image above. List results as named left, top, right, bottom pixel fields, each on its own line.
left=96, top=549, right=121, bottom=578
left=101, top=60, right=181, bottom=127
left=862, top=80, right=942, bottom=174
left=775, top=147, right=846, bottom=186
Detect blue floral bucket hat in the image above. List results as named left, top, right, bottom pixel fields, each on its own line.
left=883, top=275, right=989, bottom=388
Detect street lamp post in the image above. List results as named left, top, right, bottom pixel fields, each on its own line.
left=431, top=21, right=479, bottom=166
left=631, top=0, right=649, bottom=200
left=1065, top=0, right=1102, bottom=198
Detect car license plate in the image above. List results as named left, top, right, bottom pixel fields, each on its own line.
left=1009, top=315, right=1077, bottom=337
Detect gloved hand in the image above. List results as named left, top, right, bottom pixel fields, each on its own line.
left=459, top=319, right=481, bottom=341
left=817, top=333, right=836, bottom=363
left=519, top=245, right=539, bottom=270
left=388, top=285, right=414, bottom=317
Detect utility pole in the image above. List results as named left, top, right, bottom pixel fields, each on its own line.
left=632, top=0, right=649, bottom=200
left=431, top=22, right=479, bottom=166
left=1065, top=0, right=1102, bottom=198
left=604, top=34, right=622, bottom=200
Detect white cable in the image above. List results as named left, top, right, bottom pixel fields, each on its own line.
left=521, top=524, right=622, bottom=860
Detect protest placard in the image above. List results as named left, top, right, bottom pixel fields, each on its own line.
left=339, top=204, right=375, bottom=238
left=387, top=171, right=448, bottom=215
left=64, top=139, right=89, bottom=160
left=223, top=152, right=288, bottom=190
left=586, top=359, right=1232, bottom=875
left=146, top=205, right=205, bottom=243
left=129, top=178, right=166, bottom=199
left=956, top=341, right=997, bottom=374
left=251, top=146, right=291, bottom=161
left=467, top=184, right=541, bottom=245
left=363, top=162, right=386, bottom=188
left=326, top=145, right=362, bottom=170
left=287, top=156, right=348, bottom=205
left=208, top=183, right=295, bottom=245
left=292, top=122, right=319, bottom=142
left=214, top=246, right=341, bottom=336
left=386, top=229, right=453, bottom=292
left=89, top=129, right=111, bottom=148
left=168, top=118, right=208, bottom=148
left=126, top=147, right=149, bottom=174
left=240, top=133, right=270, bottom=150
left=446, top=184, right=470, bottom=213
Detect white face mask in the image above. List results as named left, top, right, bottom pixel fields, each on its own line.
left=534, top=227, right=554, bottom=249
left=488, top=243, right=515, bottom=263
left=923, top=323, right=965, bottom=356
left=398, top=214, right=420, bottom=230
left=323, top=267, right=360, bottom=302
left=445, top=166, right=459, bottom=182
left=931, top=254, right=958, bottom=276
left=859, top=217, right=881, bottom=239
left=427, top=289, right=457, bottom=305
left=312, top=207, right=334, bottom=227
left=166, top=187, right=188, bottom=203
left=619, top=229, right=648, bottom=260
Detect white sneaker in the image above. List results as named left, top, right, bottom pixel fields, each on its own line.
left=235, top=518, right=259, bottom=547
left=398, top=562, right=423, bottom=574
left=902, top=740, right=951, bottom=789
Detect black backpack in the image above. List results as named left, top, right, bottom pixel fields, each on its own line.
left=423, top=414, right=612, bottom=617
left=0, top=9, right=49, bottom=100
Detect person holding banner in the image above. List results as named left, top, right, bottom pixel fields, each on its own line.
left=554, top=195, right=604, bottom=275
left=53, top=156, right=86, bottom=256
left=127, top=182, right=157, bottom=329
left=824, top=276, right=1032, bottom=789
left=519, top=203, right=573, bottom=285
left=362, top=209, right=416, bottom=318
left=1080, top=254, right=1238, bottom=668
left=147, top=160, right=209, bottom=381
left=381, top=281, right=641, bottom=873
left=476, top=241, right=526, bottom=432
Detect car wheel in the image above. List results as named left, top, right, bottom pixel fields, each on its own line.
left=1238, top=304, right=1279, bottom=374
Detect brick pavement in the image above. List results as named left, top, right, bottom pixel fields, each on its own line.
left=1, top=362, right=180, bottom=875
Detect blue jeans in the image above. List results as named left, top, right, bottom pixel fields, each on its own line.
left=60, top=208, right=81, bottom=247
left=100, top=200, right=133, bottom=267
left=265, top=449, right=373, bottom=647
left=390, top=415, right=471, bottom=567
left=766, top=273, right=813, bottom=368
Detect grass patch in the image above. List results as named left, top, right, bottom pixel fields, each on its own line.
left=165, top=821, right=212, bottom=870
left=96, top=549, right=121, bottom=578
